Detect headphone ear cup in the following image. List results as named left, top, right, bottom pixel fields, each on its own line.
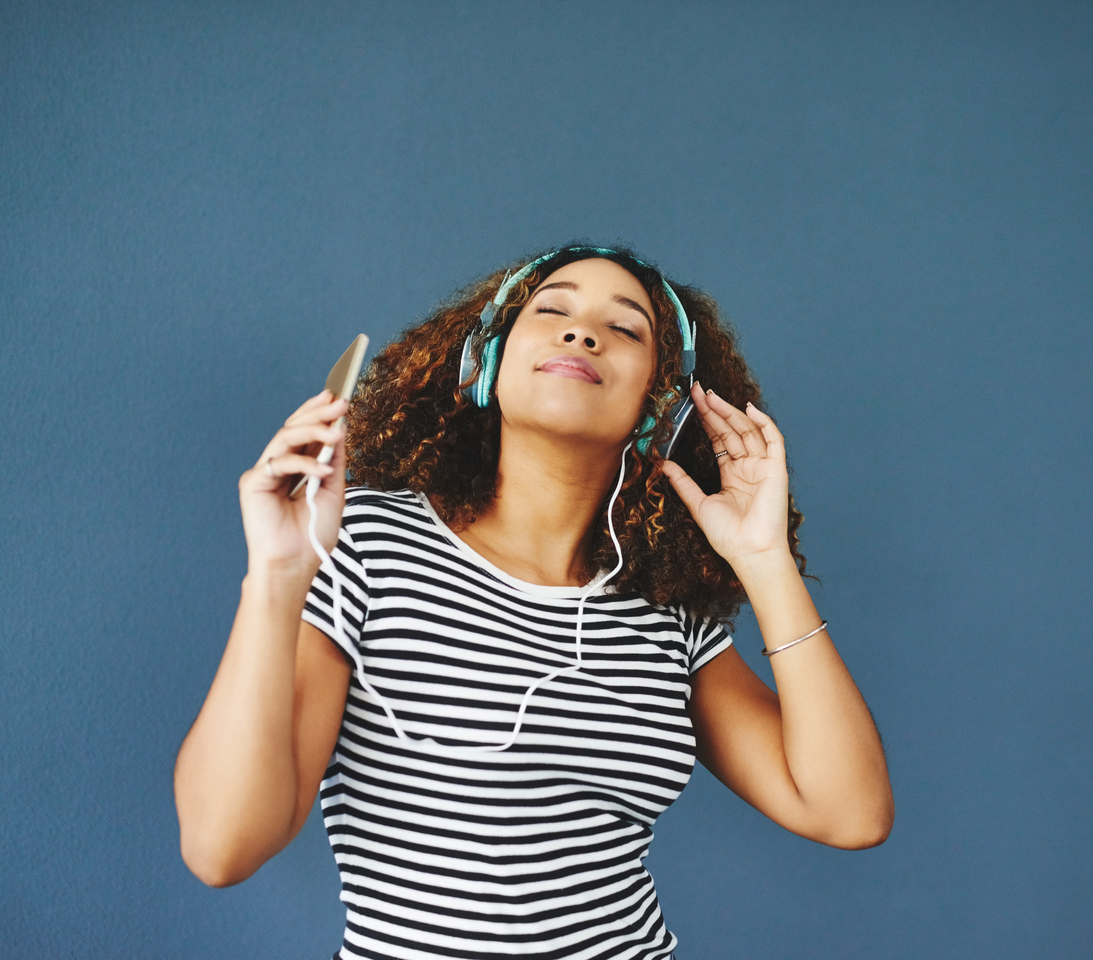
left=658, top=396, right=695, bottom=459
left=458, top=335, right=476, bottom=401
left=461, top=334, right=502, bottom=408
left=636, top=394, right=696, bottom=458
left=478, top=336, right=502, bottom=407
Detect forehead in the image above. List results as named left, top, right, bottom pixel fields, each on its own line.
left=535, top=258, right=654, bottom=311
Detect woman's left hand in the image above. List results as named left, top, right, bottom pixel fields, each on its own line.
left=661, top=383, right=791, bottom=567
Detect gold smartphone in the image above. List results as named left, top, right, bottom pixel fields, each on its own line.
left=288, top=333, right=369, bottom=499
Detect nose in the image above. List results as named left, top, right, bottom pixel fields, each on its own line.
left=562, top=330, right=598, bottom=350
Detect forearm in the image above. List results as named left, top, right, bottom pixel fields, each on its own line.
left=735, top=549, right=894, bottom=847
left=174, top=566, right=315, bottom=885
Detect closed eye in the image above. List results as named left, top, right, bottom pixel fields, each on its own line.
left=536, top=304, right=642, bottom=342
left=610, top=324, right=642, bottom=342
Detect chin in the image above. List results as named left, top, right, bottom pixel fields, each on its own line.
left=531, top=422, right=633, bottom=453
left=499, top=389, right=641, bottom=451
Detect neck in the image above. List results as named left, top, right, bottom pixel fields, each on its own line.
left=454, top=430, right=627, bottom=587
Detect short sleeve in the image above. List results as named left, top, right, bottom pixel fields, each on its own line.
left=680, top=609, right=734, bottom=674
left=301, top=514, right=370, bottom=666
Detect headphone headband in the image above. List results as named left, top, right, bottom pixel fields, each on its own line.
left=481, top=246, right=695, bottom=368
left=460, top=245, right=697, bottom=457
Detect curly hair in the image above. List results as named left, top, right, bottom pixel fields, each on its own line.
left=345, top=245, right=806, bottom=624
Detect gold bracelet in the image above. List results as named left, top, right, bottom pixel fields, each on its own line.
left=761, top=620, right=828, bottom=657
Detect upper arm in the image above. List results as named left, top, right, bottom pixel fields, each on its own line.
left=286, top=620, right=352, bottom=841
left=689, top=645, right=812, bottom=836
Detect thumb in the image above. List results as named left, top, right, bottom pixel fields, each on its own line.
left=662, top=460, right=707, bottom=520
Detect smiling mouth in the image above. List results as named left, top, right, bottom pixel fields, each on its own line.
left=537, top=355, right=603, bottom=383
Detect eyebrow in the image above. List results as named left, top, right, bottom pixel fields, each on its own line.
left=534, top=280, right=654, bottom=329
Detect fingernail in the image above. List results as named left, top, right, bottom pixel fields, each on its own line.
left=706, top=388, right=714, bottom=396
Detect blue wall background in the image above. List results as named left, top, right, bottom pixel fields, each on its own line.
left=2, top=2, right=1090, bottom=957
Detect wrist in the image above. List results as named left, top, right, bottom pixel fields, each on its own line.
left=242, top=561, right=319, bottom=606
left=727, top=546, right=798, bottom=585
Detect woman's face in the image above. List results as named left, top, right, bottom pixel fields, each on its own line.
left=495, top=257, right=658, bottom=452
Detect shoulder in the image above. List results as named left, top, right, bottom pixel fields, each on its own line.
left=592, top=594, right=732, bottom=665
left=341, top=486, right=433, bottom=532
left=343, top=485, right=421, bottom=512
left=337, top=487, right=457, bottom=571
left=667, top=604, right=734, bottom=674
left=306, top=488, right=434, bottom=609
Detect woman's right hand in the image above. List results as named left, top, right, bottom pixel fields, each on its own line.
left=177, top=389, right=353, bottom=886
left=237, top=390, right=349, bottom=578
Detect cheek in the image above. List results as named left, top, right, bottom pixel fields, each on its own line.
left=629, top=352, right=659, bottom=408
left=493, top=340, right=527, bottom=400
left=494, top=320, right=534, bottom=379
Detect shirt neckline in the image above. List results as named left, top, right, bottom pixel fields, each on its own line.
left=413, top=491, right=607, bottom=600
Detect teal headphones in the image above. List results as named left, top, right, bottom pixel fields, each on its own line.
left=458, top=246, right=697, bottom=458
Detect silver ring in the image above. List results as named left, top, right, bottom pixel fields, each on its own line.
left=264, top=457, right=278, bottom=478
left=714, top=451, right=729, bottom=460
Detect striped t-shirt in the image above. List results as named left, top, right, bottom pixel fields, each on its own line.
left=303, top=488, right=732, bottom=960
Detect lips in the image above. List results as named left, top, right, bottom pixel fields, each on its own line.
left=537, top=355, right=603, bottom=384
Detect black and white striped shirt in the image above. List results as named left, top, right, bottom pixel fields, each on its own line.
left=303, top=488, right=732, bottom=960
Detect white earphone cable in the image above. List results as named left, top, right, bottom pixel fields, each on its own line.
left=304, top=442, right=632, bottom=754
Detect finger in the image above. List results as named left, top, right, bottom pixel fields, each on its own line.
left=259, top=422, right=344, bottom=464
left=661, top=459, right=709, bottom=519
left=284, top=429, right=349, bottom=503
left=329, top=423, right=348, bottom=475
left=258, top=453, right=336, bottom=482
left=745, top=402, right=786, bottom=463
left=285, top=389, right=333, bottom=421
left=284, top=395, right=348, bottom=428
left=690, top=385, right=748, bottom=460
left=693, top=388, right=752, bottom=461
left=704, top=389, right=767, bottom=458
left=313, top=429, right=349, bottom=498
left=242, top=454, right=335, bottom=497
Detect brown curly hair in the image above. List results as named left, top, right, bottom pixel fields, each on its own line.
left=345, top=245, right=806, bottom=624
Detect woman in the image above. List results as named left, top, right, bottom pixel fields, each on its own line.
left=175, top=245, right=894, bottom=960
